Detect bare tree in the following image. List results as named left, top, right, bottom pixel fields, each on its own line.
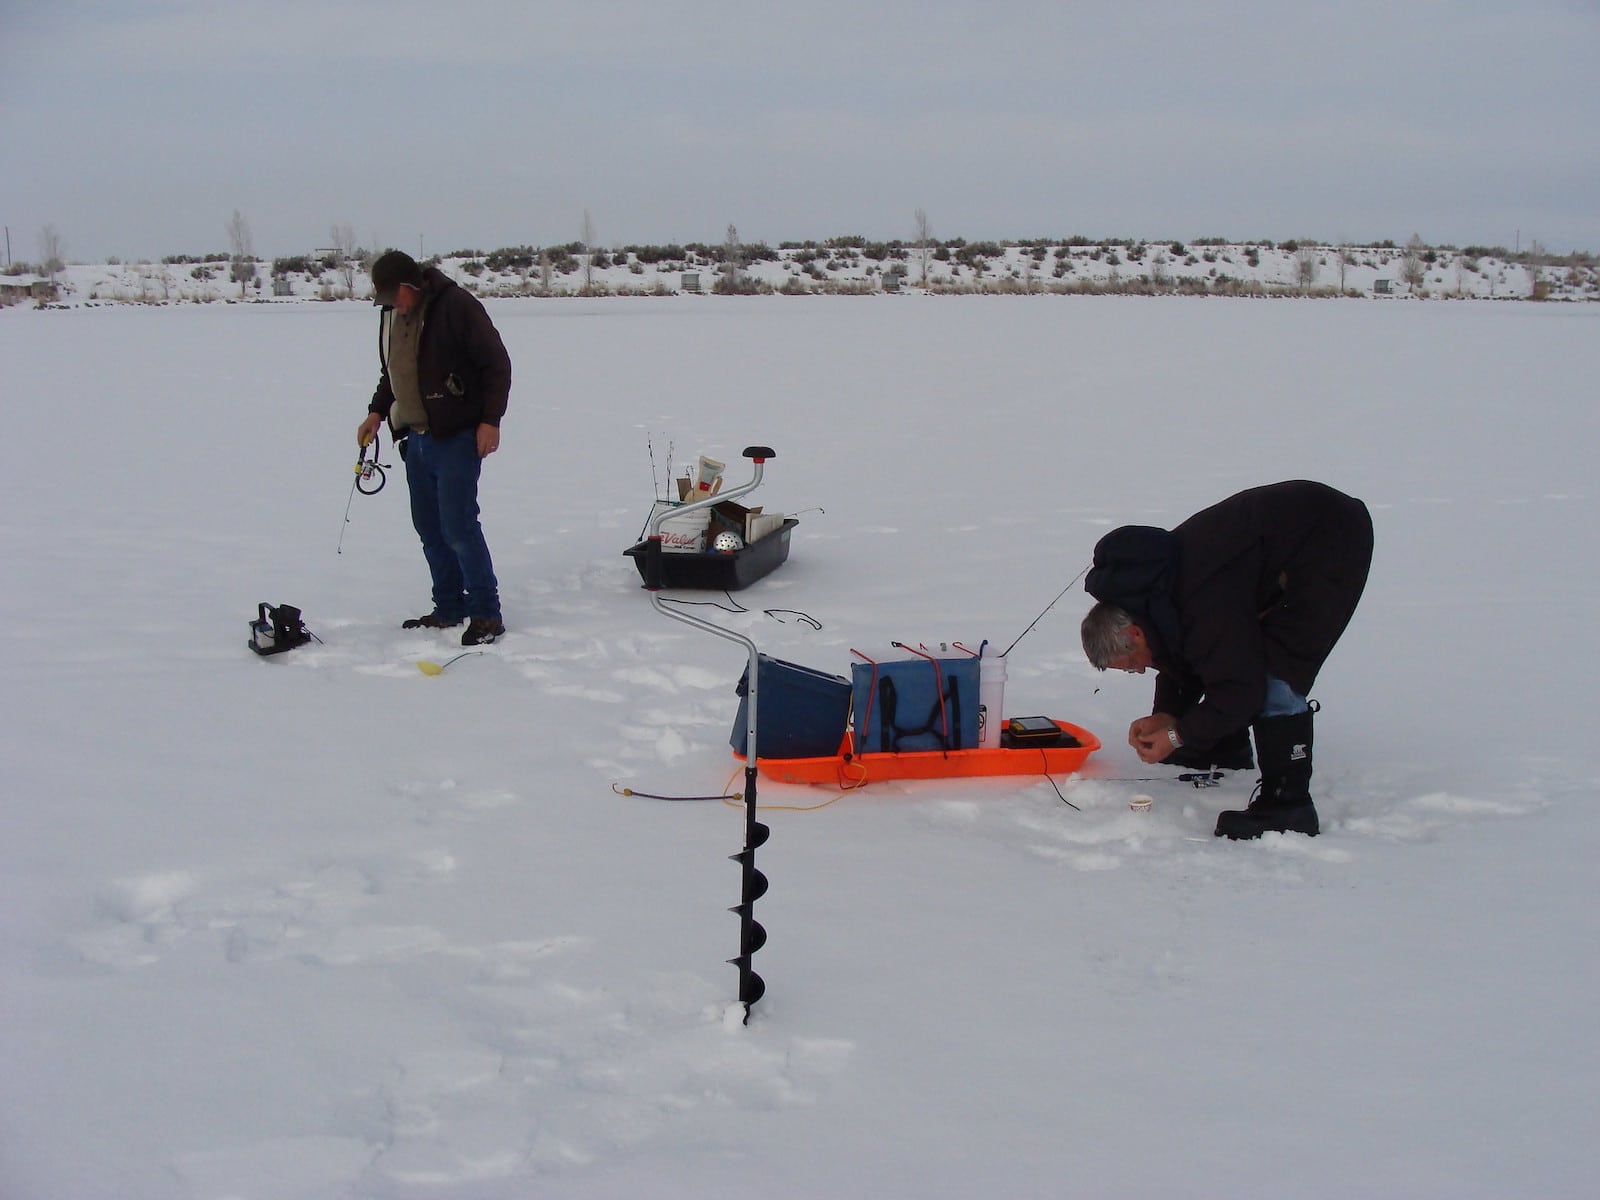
left=227, top=209, right=255, bottom=297
left=914, top=208, right=933, bottom=287
left=1399, top=233, right=1427, bottom=291
left=38, top=224, right=65, bottom=284
left=717, top=223, right=742, bottom=293
left=581, top=209, right=597, bottom=290
left=331, top=222, right=358, bottom=295
left=1150, top=251, right=1171, bottom=290
left=1294, top=243, right=1319, bottom=291
left=539, top=249, right=553, bottom=294
left=136, top=260, right=171, bottom=302
left=1335, top=244, right=1352, bottom=292
left=1527, top=238, right=1548, bottom=299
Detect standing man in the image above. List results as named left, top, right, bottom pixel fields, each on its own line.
left=1080, top=481, right=1373, bottom=839
left=357, top=250, right=512, bottom=646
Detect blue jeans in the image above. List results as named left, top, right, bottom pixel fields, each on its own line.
left=1259, top=676, right=1310, bottom=718
left=404, top=430, right=500, bottom=622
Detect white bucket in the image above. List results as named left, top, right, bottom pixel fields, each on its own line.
left=977, top=654, right=1007, bottom=749
left=650, top=501, right=711, bottom=553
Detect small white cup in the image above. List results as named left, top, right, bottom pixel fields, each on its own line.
left=1129, top=793, right=1153, bottom=813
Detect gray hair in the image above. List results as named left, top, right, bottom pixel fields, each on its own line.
left=1081, top=602, right=1139, bottom=669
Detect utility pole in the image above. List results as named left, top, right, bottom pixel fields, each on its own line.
left=4, top=226, right=10, bottom=267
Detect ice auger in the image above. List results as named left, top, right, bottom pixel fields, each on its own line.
left=641, top=446, right=776, bottom=1021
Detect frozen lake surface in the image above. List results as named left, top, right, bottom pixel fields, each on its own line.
left=2, top=294, right=1596, bottom=1198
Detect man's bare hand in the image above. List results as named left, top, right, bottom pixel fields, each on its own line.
left=1128, top=713, right=1180, bottom=764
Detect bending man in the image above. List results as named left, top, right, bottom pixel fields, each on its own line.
left=1081, top=480, right=1373, bottom=839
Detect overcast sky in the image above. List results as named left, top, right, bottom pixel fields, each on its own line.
left=3, top=0, right=1597, bottom=263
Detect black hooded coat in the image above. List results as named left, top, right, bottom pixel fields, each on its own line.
left=1085, top=480, right=1373, bottom=749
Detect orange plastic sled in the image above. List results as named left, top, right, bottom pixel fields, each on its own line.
left=738, top=719, right=1100, bottom=788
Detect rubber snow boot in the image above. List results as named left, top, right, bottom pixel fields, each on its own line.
left=1165, top=728, right=1255, bottom=772
left=1215, top=710, right=1319, bottom=839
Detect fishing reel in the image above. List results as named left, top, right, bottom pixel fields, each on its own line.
left=354, top=438, right=388, bottom=495
left=338, top=436, right=392, bottom=555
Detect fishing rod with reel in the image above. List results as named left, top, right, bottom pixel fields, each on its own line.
left=338, top=435, right=391, bottom=554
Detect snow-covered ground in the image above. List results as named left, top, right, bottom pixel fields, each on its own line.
left=2, top=294, right=1596, bottom=1199
left=21, top=237, right=1600, bottom=306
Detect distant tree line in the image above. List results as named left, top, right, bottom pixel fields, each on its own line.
left=38, top=233, right=1593, bottom=278
left=20, top=212, right=1594, bottom=307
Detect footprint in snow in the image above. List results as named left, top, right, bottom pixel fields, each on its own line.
left=356, top=971, right=854, bottom=1186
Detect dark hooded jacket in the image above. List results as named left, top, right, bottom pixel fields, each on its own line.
left=368, top=267, right=511, bottom=441
left=1086, top=480, right=1373, bottom=749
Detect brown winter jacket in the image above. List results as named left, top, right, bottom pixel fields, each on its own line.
left=369, top=267, right=512, bottom=442
left=1087, top=480, right=1374, bottom=749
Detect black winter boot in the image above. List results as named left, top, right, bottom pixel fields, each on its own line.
left=1165, top=727, right=1255, bottom=772
left=402, top=611, right=464, bottom=630
left=1215, top=710, right=1319, bottom=839
left=462, top=617, right=505, bottom=646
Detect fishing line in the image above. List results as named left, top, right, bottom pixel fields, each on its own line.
left=1041, top=764, right=1230, bottom=809
left=1074, top=771, right=1228, bottom=789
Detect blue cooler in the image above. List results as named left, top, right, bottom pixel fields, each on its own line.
left=851, top=653, right=980, bottom=753
left=730, top=655, right=853, bottom=760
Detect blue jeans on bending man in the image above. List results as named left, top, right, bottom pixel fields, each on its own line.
left=1258, top=676, right=1310, bottom=718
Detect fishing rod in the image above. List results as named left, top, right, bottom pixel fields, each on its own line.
left=337, top=437, right=389, bottom=554
left=1001, top=562, right=1089, bottom=657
